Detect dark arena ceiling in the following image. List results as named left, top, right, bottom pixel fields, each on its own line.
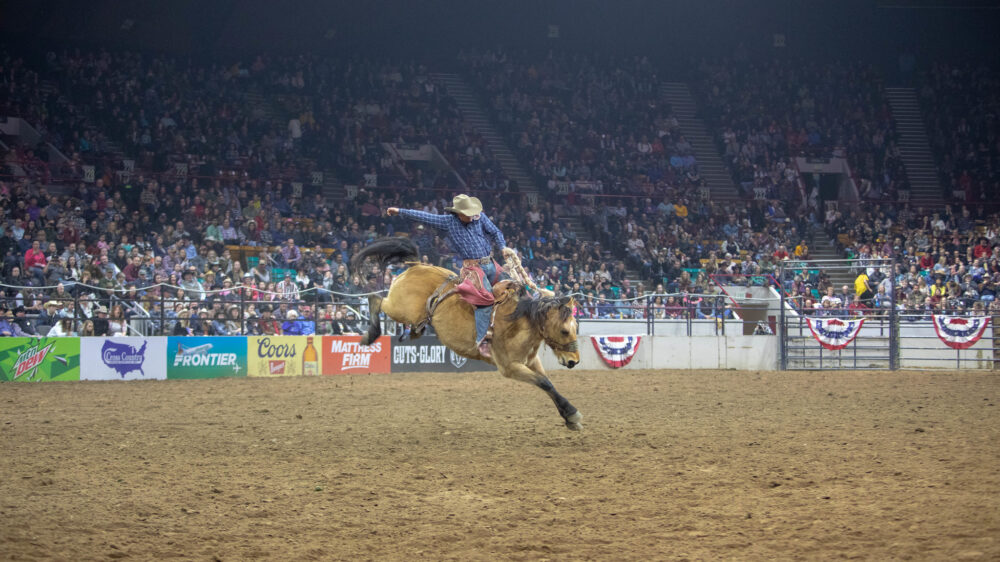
left=1, top=0, right=998, bottom=65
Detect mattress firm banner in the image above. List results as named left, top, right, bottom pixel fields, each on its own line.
left=391, top=335, right=496, bottom=372
left=0, top=337, right=81, bottom=382
left=321, top=335, right=391, bottom=375
left=248, top=336, right=322, bottom=377
left=167, top=336, right=248, bottom=379
left=81, top=337, right=168, bottom=380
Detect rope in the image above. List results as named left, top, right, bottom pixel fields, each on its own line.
left=0, top=280, right=388, bottom=298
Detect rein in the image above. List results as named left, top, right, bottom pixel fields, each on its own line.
left=545, top=338, right=579, bottom=353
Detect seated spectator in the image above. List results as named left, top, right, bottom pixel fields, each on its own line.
left=47, top=318, right=77, bottom=337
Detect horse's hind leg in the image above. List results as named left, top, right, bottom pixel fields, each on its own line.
left=500, top=359, right=582, bottom=431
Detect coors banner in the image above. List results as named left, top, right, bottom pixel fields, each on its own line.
left=391, top=335, right=497, bottom=373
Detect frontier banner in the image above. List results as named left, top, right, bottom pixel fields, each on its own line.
left=391, top=335, right=496, bottom=373
left=167, top=336, right=248, bottom=379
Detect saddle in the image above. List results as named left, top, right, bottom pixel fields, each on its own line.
left=403, top=277, right=522, bottom=342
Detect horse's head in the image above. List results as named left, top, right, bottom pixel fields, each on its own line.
left=509, top=295, right=580, bottom=368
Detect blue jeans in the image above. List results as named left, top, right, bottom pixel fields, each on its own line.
left=474, top=262, right=499, bottom=344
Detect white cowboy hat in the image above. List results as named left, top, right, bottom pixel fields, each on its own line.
left=445, top=194, right=483, bottom=217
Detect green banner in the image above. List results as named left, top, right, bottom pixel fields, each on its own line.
left=0, top=337, right=81, bottom=382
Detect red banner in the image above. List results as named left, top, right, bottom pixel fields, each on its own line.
left=321, top=336, right=391, bottom=375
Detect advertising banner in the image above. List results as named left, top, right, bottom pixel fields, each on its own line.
left=81, top=337, right=168, bottom=380
left=166, top=336, right=248, bottom=379
left=391, top=335, right=496, bottom=373
left=0, top=337, right=81, bottom=382
left=321, top=335, right=391, bottom=375
left=248, top=336, right=322, bottom=377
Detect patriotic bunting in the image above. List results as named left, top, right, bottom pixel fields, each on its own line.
left=805, top=317, right=865, bottom=351
left=932, top=315, right=991, bottom=350
left=591, top=336, right=641, bottom=368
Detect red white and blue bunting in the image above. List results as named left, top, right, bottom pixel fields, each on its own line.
left=591, top=336, right=641, bottom=368
left=932, top=315, right=991, bottom=350
left=805, top=317, right=865, bottom=351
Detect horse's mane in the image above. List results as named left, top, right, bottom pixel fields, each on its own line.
left=508, top=295, right=573, bottom=325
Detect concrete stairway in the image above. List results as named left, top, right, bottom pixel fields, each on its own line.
left=430, top=73, right=541, bottom=197
left=660, top=82, right=739, bottom=199
left=245, top=90, right=280, bottom=125
left=808, top=238, right=856, bottom=290
left=433, top=72, right=647, bottom=287
left=321, top=172, right=345, bottom=205
left=885, top=87, right=943, bottom=207
left=246, top=89, right=346, bottom=207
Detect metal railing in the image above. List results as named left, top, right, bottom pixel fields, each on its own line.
left=779, top=258, right=898, bottom=370
left=0, top=280, right=378, bottom=338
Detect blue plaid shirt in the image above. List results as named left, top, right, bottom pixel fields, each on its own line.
left=399, top=210, right=506, bottom=260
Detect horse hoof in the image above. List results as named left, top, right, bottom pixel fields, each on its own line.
left=565, top=411, right=583, bottom=430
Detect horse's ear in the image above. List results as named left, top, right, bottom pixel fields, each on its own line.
left=559, top=295, right=571, bottom=306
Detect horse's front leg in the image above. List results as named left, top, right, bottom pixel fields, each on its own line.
left=499, top=359, right=582, bottom=431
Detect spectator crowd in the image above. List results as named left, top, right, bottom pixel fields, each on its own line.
left=3, top=47, right=1000, bottom=337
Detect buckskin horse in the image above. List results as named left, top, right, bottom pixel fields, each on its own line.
left=351, top=237, right=583, bottom=430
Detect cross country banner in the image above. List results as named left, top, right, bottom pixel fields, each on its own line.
left=591, top=336, right=641, bottom=368
left=804, top=317, right=865, bottom=351
left=932, top=315, right=991, bottom=350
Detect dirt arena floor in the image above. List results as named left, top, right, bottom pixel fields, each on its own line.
left=2, top=369, right=999, bottom=561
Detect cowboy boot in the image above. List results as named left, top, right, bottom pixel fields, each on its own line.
left=477, top=327, right=494, bottom=359
left=475, top=306, right=492, bottom=359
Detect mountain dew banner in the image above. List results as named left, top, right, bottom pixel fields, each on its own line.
left=0, top=337, right=81, bottom=382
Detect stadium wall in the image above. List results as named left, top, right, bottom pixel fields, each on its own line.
left=537, top=335, right=778, bottom=371
left=1, top=327, right=994, bottom=382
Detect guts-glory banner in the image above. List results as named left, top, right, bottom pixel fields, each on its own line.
left=391, top=335, right=496, bottom=372
left=932, top=315, right=990, bottom=350
left=805, top=317, right=864, bottom=351
left=591, top=336, right=641, bottom=368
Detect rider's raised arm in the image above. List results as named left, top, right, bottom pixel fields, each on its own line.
left=480, top=214, right=507, bottom=252
left=398, top=209, right=452, bottom=231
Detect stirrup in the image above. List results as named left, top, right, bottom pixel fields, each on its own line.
left=477, top=338, right=492, bottom=359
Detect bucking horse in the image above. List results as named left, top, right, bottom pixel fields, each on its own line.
left=350, top=237, right=583, bottom=430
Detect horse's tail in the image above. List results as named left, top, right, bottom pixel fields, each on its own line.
left=360, top=294, right=383, bottom=346
left=352, top=237, right=418, bottom=346
left=350, top=237, right=419, bottom=278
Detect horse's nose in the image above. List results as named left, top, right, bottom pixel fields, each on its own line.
left=567, top=360, right=577, bottom=369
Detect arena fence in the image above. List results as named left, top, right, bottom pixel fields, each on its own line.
left=779, top=259, right=896, bottom=370
left=778, top=259, right=999, bottom=370
left=4, top=275, right=997, bottom=371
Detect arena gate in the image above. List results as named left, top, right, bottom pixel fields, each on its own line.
left=779, top=259, right=898, bottom=370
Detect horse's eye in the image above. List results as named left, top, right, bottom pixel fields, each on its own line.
left=561, top=329, right=570, bottom=336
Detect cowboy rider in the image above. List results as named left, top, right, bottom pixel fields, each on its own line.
left=387, top=194, right=515, bottom=359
